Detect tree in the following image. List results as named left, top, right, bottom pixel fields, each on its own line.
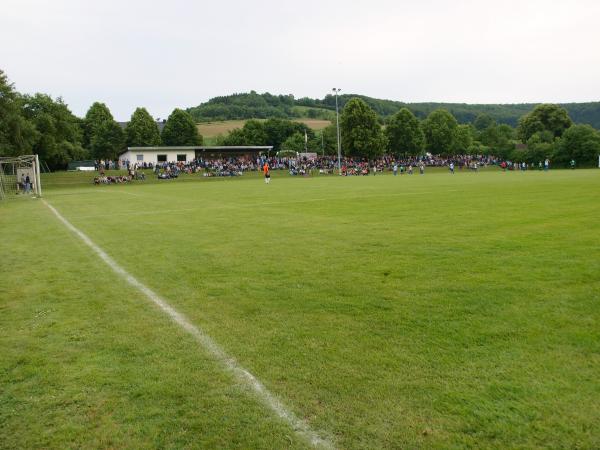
left=161, top=108, right=202, bottom=146
left=422, top=109, right=458, bottom=155
left=340, top=98, right=384, bottom=159
left=281, top=132, right=306, bottom=152
left=222, top=120, right=267, bottom=146
left=82, top=101, right=127, bottom=161
left=90, top=120, right=125, bottom=160
left=478, top=123, right=515, bottom=158
left=320, top=124, right=338, bottom=155
left=0, top=70, right=37, bottom=156
left=186, top=90, right=600, bottom=129
left=452, top=124, right=474, bottom=154
left=480, top=124, right=514, bottom=147
left=125, top=107, right=161, bottom=147
left=280, top=130, right=320, bottom=153
left=520, top=139, right=555, bottom=164
left=517, top=104, right=573, bottom=142
left=385, top=108, right=425, bottom=156
left=240, top=119, right=268, bottom=145
left=555, top=124, right=600, bottom=166
left=21, top=93, right=86, bottom=169
left=222, top=128, right=248, bottom=146
left=83, top=102, right=114, bottom=149
left=473, top=113, right=496, bottom=131
left=221, top=118, right=315, bottom=150
left=263, top=118, right=311, bottom=150
left=515, top=130, right=558, bottom=164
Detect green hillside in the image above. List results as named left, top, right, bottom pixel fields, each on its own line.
left=186, top=91, right=600, bottom=128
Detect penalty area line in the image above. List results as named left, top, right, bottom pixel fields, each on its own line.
left=41, top=199, right=333, bottom=449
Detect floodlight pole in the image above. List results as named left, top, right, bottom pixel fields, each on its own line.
left=333, top=88, right=342, bottom=174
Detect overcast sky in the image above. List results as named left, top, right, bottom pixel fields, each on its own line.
left=2, top=0, right=599, bottom=120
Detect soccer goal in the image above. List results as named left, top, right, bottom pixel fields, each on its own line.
left=0, top=155, right=42, bottom=200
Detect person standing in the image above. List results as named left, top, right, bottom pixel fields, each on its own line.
left=544, top=159, right=550, bottom=172
left=263, top=162, right=270, bottom=184
left=449, top=162, right=455, bottom=174
left=408, top=164, right=413, bottom=175
left=25, top=174, right=31, bottom=193
left=419, top=162, right=424, bottom=175
left=393, top=163, right=398, bottom=176
left=570, top=159, right=576, bottom=169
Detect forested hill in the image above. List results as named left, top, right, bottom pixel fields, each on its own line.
left=186, top=91, right=600, bottom=128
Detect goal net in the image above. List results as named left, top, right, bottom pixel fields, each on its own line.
left=0, top=155, right=42, bottom=200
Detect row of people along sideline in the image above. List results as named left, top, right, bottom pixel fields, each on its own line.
left=91, top=154, right=573, bottom=185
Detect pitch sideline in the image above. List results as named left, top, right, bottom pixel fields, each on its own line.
left=42, top=199, right=333, bottom=449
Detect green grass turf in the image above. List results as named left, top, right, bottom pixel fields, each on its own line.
left=1, top=169, right=599, bottom=448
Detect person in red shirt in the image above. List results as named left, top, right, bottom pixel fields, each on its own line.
left=263, top=162, right=270, bottom=184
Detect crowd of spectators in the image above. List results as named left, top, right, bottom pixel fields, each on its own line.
left=500, top=159, right=551, bottom=171
left=94, top=175, right=133, bottom=184
left=285, top=154, right=495, bottom=176
left=94, top=154, right=498, bottom=184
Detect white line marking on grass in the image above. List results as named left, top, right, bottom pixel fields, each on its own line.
left=42, top=199, right=333, bottom=449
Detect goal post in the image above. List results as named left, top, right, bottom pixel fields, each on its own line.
left=0, top=154, right=42, bottom=200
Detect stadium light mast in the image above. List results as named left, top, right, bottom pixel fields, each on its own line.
left=332, top=88, right=342, bottom=174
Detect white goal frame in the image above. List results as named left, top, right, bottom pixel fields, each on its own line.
left=0, top=155, right=42, bottom=200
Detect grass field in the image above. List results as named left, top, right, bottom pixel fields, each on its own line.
left=1, top=169, right=599, bottom=449
left=197, top=118, right=332, bottom=139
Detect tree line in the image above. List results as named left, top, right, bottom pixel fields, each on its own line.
left=2, top=68, right=599, bottom=168
left=221, top=98, right=600, bottom=166
left=187, top=91, right=600, bottom=129
left=0, top=70, right=202, bottom=169
left=344, top=99, right=600, bottom=166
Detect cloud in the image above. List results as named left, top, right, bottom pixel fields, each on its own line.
left=1, top=0, right=599, bottom=119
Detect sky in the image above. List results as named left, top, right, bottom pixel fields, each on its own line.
left=2, top=0, right=599, bottom=120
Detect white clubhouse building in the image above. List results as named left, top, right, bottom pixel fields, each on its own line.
left=119, top=146, right=274, bottom=167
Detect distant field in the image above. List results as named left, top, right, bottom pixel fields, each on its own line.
left=297, top=119, right=332, bottom=130
left=290, top=106, right=336, bottom=121
left=197, top=120, right=248, bottom=138
left=2, top=169, right=599, bottom=449
left=197, top=118, right=332, bottom=139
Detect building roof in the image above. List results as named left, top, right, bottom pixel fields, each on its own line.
left=120, top=146, right=274, bottom=155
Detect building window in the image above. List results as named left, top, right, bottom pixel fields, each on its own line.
left=136, top=154, right=144, bottom=161
left=177, top=154, right=187, bottom=162
left=157, top=154, right=167, bottom=162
